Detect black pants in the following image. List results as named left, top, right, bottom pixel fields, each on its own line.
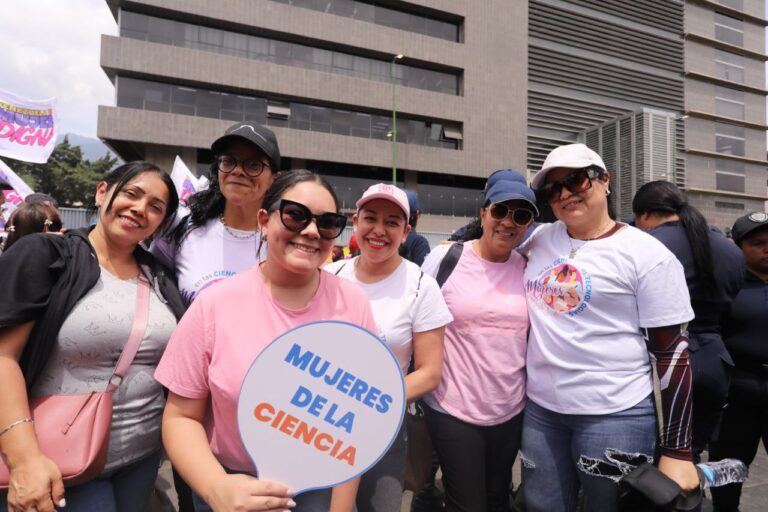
left=708, top=366, right=768, bottom=511
left=424, top=404, right=522, bottom=512
left=688, top=334, right=732, bottom=461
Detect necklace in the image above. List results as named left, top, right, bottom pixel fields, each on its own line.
left=220, top=214, right=258, bottom=240
left=566, top=220, right=617, bottom=259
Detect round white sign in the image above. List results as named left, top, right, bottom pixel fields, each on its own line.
left=237, top=321, right=406, bottom=494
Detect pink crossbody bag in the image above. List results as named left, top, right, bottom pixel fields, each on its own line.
left=0, top=274, right=151, bottom=488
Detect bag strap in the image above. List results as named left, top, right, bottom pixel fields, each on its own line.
left=435, top=241, right=464, bottom=288
left=106, top=274, right=151, bottom=393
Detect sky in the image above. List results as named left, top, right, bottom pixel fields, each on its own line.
left=1, top=0, right=116, bottom=138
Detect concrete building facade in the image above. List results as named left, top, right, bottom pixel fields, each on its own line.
left=98, top=0, right=767, bottom=231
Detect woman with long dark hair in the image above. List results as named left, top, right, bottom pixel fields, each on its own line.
left=0, top=162, right=185, bottom=511
left=152, top=122, right=280, bottom=305
left=632, top=180, right=744, bottom=460
left=156, top=170, right=377, bottom=512
left=1, top=201, right=63, bottom=253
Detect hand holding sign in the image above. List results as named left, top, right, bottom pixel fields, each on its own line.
left=237, top=321, right=405, bottom=495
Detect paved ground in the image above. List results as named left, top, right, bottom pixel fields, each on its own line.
left=150, top=443, right=768, bottom=511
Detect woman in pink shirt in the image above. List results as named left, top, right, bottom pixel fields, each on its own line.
left=155, top=170, right=378, bottom=512
left=420, top=173, right=537, bottom=512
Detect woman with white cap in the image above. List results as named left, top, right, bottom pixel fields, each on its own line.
left=325, top=183, right=452, bottom=512
left=419, top=172, right=537, bottom=512
left=519, top=144, right=698, bottom=511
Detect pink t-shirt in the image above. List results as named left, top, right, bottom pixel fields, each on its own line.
left=155, top=265, right=378, bottom=471
left=421, top=242, right=529, bottom=426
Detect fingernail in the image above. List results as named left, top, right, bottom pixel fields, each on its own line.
left=287, top=499, right=297, bottom=507
left=58, top=498, right=67, bottom=507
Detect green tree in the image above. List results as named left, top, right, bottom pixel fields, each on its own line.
left=4, top=137, right=118, bottom=207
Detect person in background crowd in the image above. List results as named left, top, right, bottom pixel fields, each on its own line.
left=520, top=144, right=697, bottom=512
left=326, top=183, right=452, bottom=512
left=332, top=245, right=344, bottom=262
left=348, top=233, right=361, bottom=257
left=709, top=212, right=768, bottom=512
left=24, top=193, right=59, bottom=208
left=152, top=122, right=280, bottom=306
left=632, top=180, right=744, bottom=461
left=156, top=170, right=376, bottom=512
left=401, top=190, right=431, bottom=265
left=0, top=162, right=185, bottom=512
left=1, top=201, right=63, bottom=253
left=420, top=173, right=537, bottom=512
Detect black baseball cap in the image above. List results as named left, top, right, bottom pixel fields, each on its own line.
left=731, top=212, right=768, bottom=244
left=211, top=122, right=281, bottom=171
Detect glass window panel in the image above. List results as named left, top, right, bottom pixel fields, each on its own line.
left=199, top=26, right=224, bottom=51
left=291, top=45, right=313, bottom=68
left=243, top=97, right=267, bottom=124
left=351, top=2, right=375, bottom=22
left=120, top=11, right=148, bottom=39
left=116, top=77, right=145, bottom=109
left=310, top=106, right=331, bottom=132
left=314, top=48, right=333, bottom=70
left=716, top=159, right=745, bottom=174
left=272, top=40, right=292, bottom=64
left=331, top=109, right=353, bottom=135
left=718, top=0, right=743, bottom=8
left=715, top=12, right=744, bottom=46
left=350, top=113, right=371, bottom=137
left=715, top=87, right=744, bottom=119
left=716, top=172, right=745, bottom=192
left=332, top=53, right=354, bottom=73
left=406, top=120, right=426, bottom=145
left=196, top=90, right=222, bottom=119
left=222, top=32, right=248, bottom=58
left=715, top=134, right=745, bottom=155
left=370, top=115, right=390, bottom=140
left=290, top=103, right=312, bottom=130
left=248, top=36, right=271, bottom=59
left=328, top=0, right=356, bottom=16
left=394, top=118, right=408, bottom=143
left=220, top=94, right=244, bottom=121
left=715, top=49, right=744, bottom=82
left=171, top=86, right=197, bottom=115
left=144, top=82, right=170, bottom=112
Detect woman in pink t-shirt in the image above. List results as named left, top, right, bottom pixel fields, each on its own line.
left=420, top=173, right=537, bottom=512
left=156, top=170, right=378, bottom=512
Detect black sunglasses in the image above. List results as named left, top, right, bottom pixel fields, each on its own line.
left=268, top=199, right=347, bottom=240
left=217, top=155, right=270, bottom=178
left=488, top=203, right=535, bottom=226
left=538, top=167, right=603, bottom=201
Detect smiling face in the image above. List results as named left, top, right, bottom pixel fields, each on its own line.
left=546, top=167, right=610, bottom=232
left=353, top=198, right=410, bottom=266
left=259, top=180, right=338, bottom=278
left=217, top=139, right=276, bottom=210
left=95, top=171, right=170, bottom=248
left=478, top=199, right=531, bottom=260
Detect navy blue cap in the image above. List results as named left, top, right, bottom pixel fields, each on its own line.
left=486, top=169, right=527, bottom=191
left=404, top=189, right=420, bottom=213
left=484, top=179, right=539, bottom=216
left=732, top=211, right=768, bottom=244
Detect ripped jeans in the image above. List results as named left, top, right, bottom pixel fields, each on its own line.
left=520, top=395, right=657, bottom=512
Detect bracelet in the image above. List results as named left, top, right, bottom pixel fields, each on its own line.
left=0, top=418, right=34, bottom=438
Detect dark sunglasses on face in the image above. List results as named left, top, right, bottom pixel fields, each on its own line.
left=217, top=155, right=270, bottom=178
left=488, top=203, right=535, bottom=226
left=539, top=167, right=603, bottom=202
left=268, top=199, right=347, bottom=240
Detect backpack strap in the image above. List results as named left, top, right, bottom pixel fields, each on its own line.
left=435, top=241, right=464, bottom=288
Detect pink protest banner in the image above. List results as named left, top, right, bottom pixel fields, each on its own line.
left=0, top=89, right=58, bottom=164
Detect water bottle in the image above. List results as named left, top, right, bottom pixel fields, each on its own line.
left=696, top=458, right=749, bottom=488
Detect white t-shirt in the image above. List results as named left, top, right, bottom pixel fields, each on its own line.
left=152, top=218, right=266, bottom=304
left=520, top=222, right=694, bottom=415
left=325, top=257, right=453, bottom=374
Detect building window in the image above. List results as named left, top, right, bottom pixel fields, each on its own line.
left=115, top=76, right=460, bottom=150
left=714, top=12, right=744, bottom=46
left=715, top=159, right=745, bottom=192
left=714, top=201, right=745, bottom=210
left=715, top=86, right=745, bottom=119
left=269, top=0, right=460, bottom=42
left=119, top=11, right=460, bottom=96
left=714, top=49, right=744, bottom=82
left=715, top=123, right=745, bottom=155
left=716, top=0, right=744, bottom=10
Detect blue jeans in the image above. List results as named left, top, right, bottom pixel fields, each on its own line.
left=1, top=450, right=162, bottom=512
left=520, top=396, right=657, bottom=512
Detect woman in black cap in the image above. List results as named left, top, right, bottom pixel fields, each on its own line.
left=709, top=212, right=768, bottom=512
left=153, top=122, right=281, bottom=305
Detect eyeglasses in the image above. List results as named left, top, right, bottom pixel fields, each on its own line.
left=217, top=155, right=270, bottom=178
left=538, top=167, right=603, bottom=202
left=488, top=203, right=535, bottom=226
left=268, top=199, right=347, bottom=240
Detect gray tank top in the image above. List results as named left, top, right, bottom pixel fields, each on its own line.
left=31, top=267, right=177, bottom=471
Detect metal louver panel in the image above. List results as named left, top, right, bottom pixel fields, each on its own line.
left=528, top=90, right=631, bottom=132
left=529, top=46, right=684, bottom=111
left=563, top=0, right=684, bottom=33
left=529, top=1, right=683, bottom=73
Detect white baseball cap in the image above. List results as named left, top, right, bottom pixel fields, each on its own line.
left=531, top=143, right=607, bottom=190
left=355, top=183, right=410, bottom=219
